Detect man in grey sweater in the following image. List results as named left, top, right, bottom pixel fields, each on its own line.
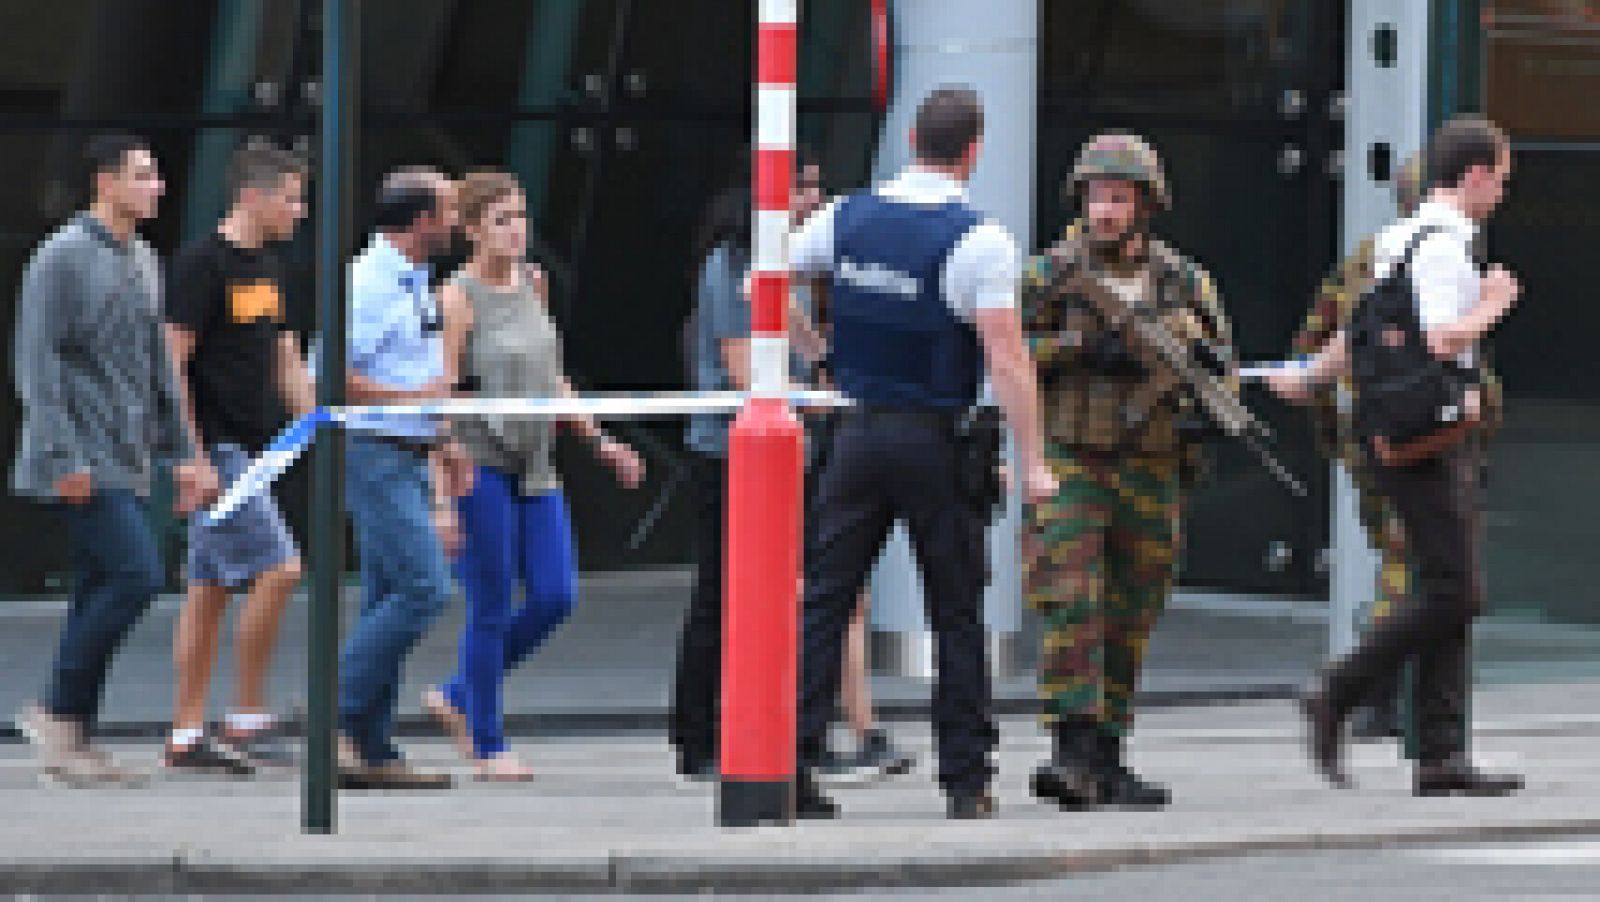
left=10, top=133, right=217, bottom=785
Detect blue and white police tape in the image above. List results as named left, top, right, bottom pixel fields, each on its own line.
left=204, top=407, right=333, bottom=524
left=204, top=390, right=849, bottom=524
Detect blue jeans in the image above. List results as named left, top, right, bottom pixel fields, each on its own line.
left=340, top=437, right=453, bottom=765
left=45, top=489, right=164, bottom=731
left=442, top=469, right=577, bottom=757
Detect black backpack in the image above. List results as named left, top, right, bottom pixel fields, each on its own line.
left=1349, top=225, right=1477, bottom=466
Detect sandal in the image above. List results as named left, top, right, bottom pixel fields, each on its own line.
left=474, top=751, right=535, bottom=783
left=421, top=687, right=474, bottom=761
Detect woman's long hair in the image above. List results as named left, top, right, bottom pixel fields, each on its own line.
left=690, top=146, right=817, bottom=273
left=691, top=152, right=753, bottom=272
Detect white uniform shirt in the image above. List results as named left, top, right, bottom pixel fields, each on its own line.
left=788, top=167, right=1020, bottom=320
left=1373, top=200, right=1480, bottom=367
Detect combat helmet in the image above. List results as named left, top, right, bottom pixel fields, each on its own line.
left=1068, top=131, right=1171, bottom=211
left=1395, top=152, right=1427, bottom=217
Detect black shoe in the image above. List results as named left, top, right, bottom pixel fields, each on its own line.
left=1099, top=763, right=1171, bottom=808
left=163, top=735, right=255, bottom=777
left=674, top=739, right=716, bottom=781
left=1095, top=734, right=1169, bottom=808
left=219, top=721, right=298, bottom=769
left=947, top=789, right=997, bottom=820
left=1301, top=692, right=1351, bottom=788
left=1414, top=760, right=1524, bottom=798
left=1031, top=720, right=1102, bottom=809
left=339, top=758, right=453, bottom=791
left=677, top=753, right=718, bottom=782
left=1031, top=761, right=1101, bottom=809
left=795, top=772, right=840, bottom=820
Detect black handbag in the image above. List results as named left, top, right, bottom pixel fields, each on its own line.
left=1349, top=225, right=1479, bottom=466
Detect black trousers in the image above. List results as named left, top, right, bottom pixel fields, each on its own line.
left=668, top=450, right=726, bottom=768
left=798, top=410, right=996, bottom=796
left=1324, top=448, right=1484, bottom=764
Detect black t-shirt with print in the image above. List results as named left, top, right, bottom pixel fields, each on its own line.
left=166, top=232, right=290, bottom=452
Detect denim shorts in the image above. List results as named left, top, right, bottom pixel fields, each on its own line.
left=186, top=442, right=299, bottom=588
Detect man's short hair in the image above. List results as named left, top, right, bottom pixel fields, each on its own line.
left=82, top=133, right=150, bottom=186
left=913, top=86, right=985, bottom=167
left=373, top=166, right=444, bottom=232
left=1427, top=116, right=1508, bottom=190
left=228, top=140, right=308, bottom=201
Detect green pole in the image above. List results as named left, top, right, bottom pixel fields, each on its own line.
left=304, top=0, right=357, bottom=836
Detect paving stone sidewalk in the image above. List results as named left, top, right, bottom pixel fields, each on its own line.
left=3, top=681, right=1599, bottom=894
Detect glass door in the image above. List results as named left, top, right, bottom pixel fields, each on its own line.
left=1038, top=0, right=1345, bottom=597
left=1475, top=0, right=1600, bottom=680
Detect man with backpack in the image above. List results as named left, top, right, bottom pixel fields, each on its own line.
left=1269, top=116, right=1522, bottom=796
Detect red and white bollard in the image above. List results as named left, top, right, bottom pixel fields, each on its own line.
left=719, top=0, right=805, bottom=827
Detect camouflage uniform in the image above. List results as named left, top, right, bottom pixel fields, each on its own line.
left=1023, top=133, right=1238, bottom=740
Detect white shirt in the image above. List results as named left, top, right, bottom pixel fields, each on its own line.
left=788, top=167, right=1020, bottom=321
left=1373, top=199, right=1480, bottom=366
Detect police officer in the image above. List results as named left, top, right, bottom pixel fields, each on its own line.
left=1022, top=132, right=1239, bottom=810
left=788, top=86, right=1056, bottom=820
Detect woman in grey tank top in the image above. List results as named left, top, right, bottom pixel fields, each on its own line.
left=422, top=171, right=644, bottom=781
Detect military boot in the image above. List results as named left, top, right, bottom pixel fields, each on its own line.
left=1095, top=731, right=1170, bottom=809
left=1031, top=717, right=1103, bottom=809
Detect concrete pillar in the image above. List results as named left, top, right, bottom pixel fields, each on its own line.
left=867, top=0, right=1037, bottom=679
left=1332, top=0, right=1430, bottom=655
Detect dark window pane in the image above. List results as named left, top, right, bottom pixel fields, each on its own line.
left=363, top=0, right=623, bottom=117
left=799, top=0, right=879, bottom=104
left=0, top=1, right=305, bottom=123
left=1041, top=0, right=1316, bottom=117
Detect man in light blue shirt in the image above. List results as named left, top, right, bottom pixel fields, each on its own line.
left=346, top=226, right=446, bottom=440
left=337, top=167, right=470, bottom=789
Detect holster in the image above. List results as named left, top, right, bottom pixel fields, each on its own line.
left=954, top=404, right=1005, bottom=517
left=806, top=411, right=839, bottom=477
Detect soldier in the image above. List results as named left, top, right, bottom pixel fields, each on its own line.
left=1022, top=131, right=1239, bottom=810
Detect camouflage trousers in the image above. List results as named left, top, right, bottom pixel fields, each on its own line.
left=1354, top=464, right=1413, bottom=630
left=1025, top=450, right=1181, bottom=737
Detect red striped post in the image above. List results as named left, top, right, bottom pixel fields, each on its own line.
left=719, top=0, right=805, bottom=827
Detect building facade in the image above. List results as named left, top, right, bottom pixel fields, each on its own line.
left=1, top=2, right=1596, bottom=670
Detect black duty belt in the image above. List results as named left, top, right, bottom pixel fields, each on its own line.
left=842, top=406, right=962, bottom=429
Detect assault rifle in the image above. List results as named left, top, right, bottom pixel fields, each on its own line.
left=1053, top=260, right=1308, bottom=497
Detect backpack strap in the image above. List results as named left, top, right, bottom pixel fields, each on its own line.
left=1395, top=224, right=1445, bottom=278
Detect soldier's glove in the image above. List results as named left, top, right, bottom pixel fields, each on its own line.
left=1174, top=404, right=1226, bottom=444
left=1038, top=354, right=1075, bottom=389
left=1190, top=338, right=1229, bottom=378
left=1085, top=329, right=1148, bottom=380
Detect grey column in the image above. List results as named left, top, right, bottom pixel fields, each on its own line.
left=868, top=0, right=1037, bottom=679
left=1331, top=0, right=1430, bottom=655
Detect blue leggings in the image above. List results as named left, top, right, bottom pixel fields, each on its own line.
left=443, top=468, right=577, bottom=757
